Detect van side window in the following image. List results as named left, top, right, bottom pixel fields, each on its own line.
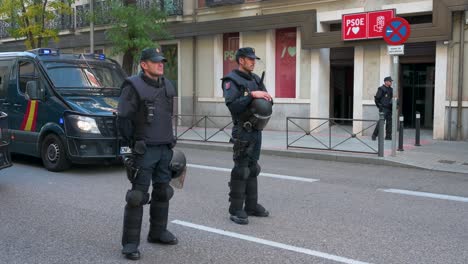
left=18, top=60, right=37, bottom=94
left=0, top=60, right=13, bottom=98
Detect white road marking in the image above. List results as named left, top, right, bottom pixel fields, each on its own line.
left=172, top=220, right=371, bottom=264
left=379, top=189, right=468, bottom=203
left=187, top=164, right=319, bottom=183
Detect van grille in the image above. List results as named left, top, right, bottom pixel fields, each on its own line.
left=96, top=117, right=116, bottom=137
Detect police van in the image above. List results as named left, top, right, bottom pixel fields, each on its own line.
left=0, top=48, right=127, bottom=171
left=0, top=111, right=12, bottom=170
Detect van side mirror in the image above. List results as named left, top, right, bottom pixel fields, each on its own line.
left=25, top=80, right=45, bottom=101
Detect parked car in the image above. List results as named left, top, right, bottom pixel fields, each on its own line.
left=0, top=48, right=127, bottom=171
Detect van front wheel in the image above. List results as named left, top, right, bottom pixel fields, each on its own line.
left=41, top=134, right=71, bottom=172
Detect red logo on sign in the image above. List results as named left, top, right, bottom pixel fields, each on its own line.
left=368, top=10, right=395, bottom=39
left=342, top=9, right=395, bottom=41
left=342, top=13, right=367, bottom=41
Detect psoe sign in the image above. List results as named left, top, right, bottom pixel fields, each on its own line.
left=342, top=9, right=395, bottom=41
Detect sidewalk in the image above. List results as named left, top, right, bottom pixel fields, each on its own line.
left=176, top=126, right=468, bottom=174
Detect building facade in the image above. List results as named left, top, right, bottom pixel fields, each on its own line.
left=1, top=0, right=468, bottom=140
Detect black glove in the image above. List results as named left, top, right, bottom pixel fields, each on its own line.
left=123, top=155, right=135, bottom=168
left=123, top=155, right=138, bottom=182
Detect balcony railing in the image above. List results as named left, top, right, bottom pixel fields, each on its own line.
left=45, top=10, right=75, bottom=31
left=1, top=9, right=74, bottom=39
left=137, top=0, right=183, bottom=16
left=76, top=0, right=183, bottom=28
left=0, top=20, right=12, bottom=38
left=0, top=0, right=183, bottom=38
left=76, top=1, right=113, bottom=28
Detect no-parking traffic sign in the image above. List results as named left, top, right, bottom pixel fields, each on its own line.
left=383, top=17, right=411, bottom=45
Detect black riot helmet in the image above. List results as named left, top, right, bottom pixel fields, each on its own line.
left=170, top=149, right=187, bottom=179
left=248, top=98, right=273, bottom=130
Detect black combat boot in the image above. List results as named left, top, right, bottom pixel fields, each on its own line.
left=244, top=176, right=269, bottom=217
left=147, top=184, right=178, bottom=245
left=229, top=178, right=249, bottom=225
left=122, top=204, right=143, bottom=260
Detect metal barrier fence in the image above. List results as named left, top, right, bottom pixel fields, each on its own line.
left=287, top=117, right=380, bottom=155
left=173, top=115, right=233, bottom=143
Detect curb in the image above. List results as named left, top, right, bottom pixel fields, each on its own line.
left=177, top=140, right=422, bottom=170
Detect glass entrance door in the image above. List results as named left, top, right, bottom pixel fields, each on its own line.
left=401, top=64, right=435, bottom=128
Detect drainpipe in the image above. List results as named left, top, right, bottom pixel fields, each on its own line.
left=457, top=11, right=465, bottom=141
left=448, top=44, right=454, bottom=140
left=192, top=0, right=198, bottom=121
left=193, top=36, right=197, bottom=120
left=89, top=0, right=94, bottom=53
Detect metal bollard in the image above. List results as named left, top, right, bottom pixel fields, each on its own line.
left=415, top=111, right=421, bottom=146
left=378, top=112, right=384, bottom=157
left=398, top=115, right=404, bottom=151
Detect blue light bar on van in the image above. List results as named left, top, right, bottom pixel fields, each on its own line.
left=82, top=53, right=107, bottom=60
left=27, top=48, right=59, bottom=56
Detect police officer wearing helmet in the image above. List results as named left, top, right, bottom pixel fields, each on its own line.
left=117, top=47, right=180, bottom=260
left=221, top=47, right=273, bottom=225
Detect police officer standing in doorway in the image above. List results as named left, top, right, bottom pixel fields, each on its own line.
left=372, top=76, right=394, bottom=141
left=221, top=47, right=273, bottom=225
left=117, top=47, right=178, bottom=260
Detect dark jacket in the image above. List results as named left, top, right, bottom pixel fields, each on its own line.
left=221, top=69, right=265, bottom=121
left=374, top=84, right=393, bottom=111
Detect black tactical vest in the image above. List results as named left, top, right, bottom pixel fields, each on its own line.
left=222, top=70, right=265, bottom=94
left=222, top=70, right=269, bottom=130
left=125, top=75, right=176, bottom=145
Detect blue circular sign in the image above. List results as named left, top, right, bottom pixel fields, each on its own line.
left=383, top=17, right=411, bottom=45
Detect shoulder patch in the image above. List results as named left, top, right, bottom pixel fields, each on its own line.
left=225, top=82, right=231, bottom=90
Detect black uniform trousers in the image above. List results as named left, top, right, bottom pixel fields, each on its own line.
left=122, top=144, right=173, bottom=251
left=372, top=108, right=392, bottom=139
left=229, top=126, right=262, bottom=214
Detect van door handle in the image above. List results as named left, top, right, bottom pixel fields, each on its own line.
left=13, top=103, right=22, bottom=107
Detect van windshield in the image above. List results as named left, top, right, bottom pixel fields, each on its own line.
left=43, top=61, right=125, bottom=89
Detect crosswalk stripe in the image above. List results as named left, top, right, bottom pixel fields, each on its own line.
left=187, top=164, right=319, bottom=183
left=172, top=220, right=371, bottom=264
left=379, top=189, right=468, bottom=202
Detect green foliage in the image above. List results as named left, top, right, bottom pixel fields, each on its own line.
left=105, top=0, right=171, bottom=64
left=0, top=0, right=74, bottom=49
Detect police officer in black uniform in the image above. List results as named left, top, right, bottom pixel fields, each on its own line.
left=117, top=47, right=178, bottom=260
left=372, top=76, right=394, bottom=140
left=221, top=47, right=273, bottom=225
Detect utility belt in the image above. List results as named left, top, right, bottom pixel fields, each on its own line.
left=234, top=116, right=269, bottom=133
left=234, top=120, right=255, bottom=133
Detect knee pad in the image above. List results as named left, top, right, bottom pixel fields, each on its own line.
left=231, top=166, right=250, bottom=180
left=125, top=189, right=150, bottom=207
left=152, top=184, right=174, bottom=202
left=248, top=163, right=261, bottom=177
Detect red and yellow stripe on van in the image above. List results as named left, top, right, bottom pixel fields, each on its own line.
left=20, top=100, right=38, bottom=131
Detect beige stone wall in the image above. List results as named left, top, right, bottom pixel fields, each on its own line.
left=179, top=38, right=195, bottom=99
left=196, top=36, right=215, bottom=98
left=363, top=46, right=381, bottom=101
left=299, top=48, right=311, bottom=100
left=449, top=12, right=468, bottom=102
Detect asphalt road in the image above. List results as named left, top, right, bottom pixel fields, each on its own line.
left=0, top=148, right=467, bottom=264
